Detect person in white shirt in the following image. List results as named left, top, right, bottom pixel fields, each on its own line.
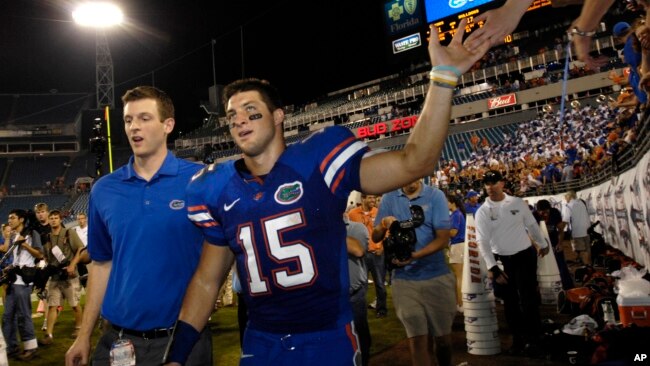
left=1, top=209, right=44, bottom=361
left=562, top=191, right=591, bottom=265
left=73, top=212, right=88, bottom=247
left=475, top=170, right=549, bottom=357
left=72, top=212, right=90, bottom=288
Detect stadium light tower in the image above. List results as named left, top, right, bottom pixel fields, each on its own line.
left=73, top=2, right=123, bottom=174
left=72, top=2, right=123, bottom=109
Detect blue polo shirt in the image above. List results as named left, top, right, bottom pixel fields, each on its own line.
left=376, top=184, right=450, bottom=281
left=88, top=151, right=204, bottom=331
left=450, top=209, right=466, bottom=245
left=465, top=202, right=481, bottom=216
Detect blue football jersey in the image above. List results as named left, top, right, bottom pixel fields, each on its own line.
left=187, top=126, right=369, bottom=333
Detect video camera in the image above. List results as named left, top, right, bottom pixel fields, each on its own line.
left=383, top=205, right=424, bottom=270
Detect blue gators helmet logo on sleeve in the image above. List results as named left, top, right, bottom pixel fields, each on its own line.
left=169, top=199, right=185, bottom=210
left=274, top=181, right=304, bottom=205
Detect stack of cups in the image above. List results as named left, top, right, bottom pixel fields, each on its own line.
left=537, top=221, right=562, bottom=305
left=462, top=214, right=501, bottom=356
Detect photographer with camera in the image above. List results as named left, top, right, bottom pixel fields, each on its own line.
left=38, top=210, right=85, bottom=346
left=33, top=202, right=51, bottom=332
left=1, top=209, right=44, bottom=361
left=372, top=179, right=455, bottom=366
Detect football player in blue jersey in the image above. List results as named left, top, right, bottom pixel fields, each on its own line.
left=165, top=19, right=490, bottom=366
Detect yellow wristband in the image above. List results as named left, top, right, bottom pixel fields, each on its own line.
left=428, top=71, right=458, bottom=83
left=431, top=80, right=456, bottom=89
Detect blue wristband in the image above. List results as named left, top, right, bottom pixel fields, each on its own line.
left=165, top=320, right=201, bottom=365
left=430, top=65, right=462, bottom=78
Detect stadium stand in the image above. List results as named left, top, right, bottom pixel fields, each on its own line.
left=0, top=94, right=88, bottom=126
left=4, top=156, right=69, bottom=193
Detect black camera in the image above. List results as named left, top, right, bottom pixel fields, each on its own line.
left=0, top=266, right=17, bottom=286
left=383, top=205, right=424, bottom=269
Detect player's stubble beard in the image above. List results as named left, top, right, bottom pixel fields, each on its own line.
left=238, top=121, right=277, bottom=158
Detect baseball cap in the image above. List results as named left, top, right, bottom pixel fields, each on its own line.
left=466, top=190, right=479, bottom=198
left=483, top=170, right=504, bottom=184
left=613, top=22, right=630, bottom=37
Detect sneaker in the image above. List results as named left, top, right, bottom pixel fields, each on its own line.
left=376, top=311, right=387, bottom=319
left=38, top=335, right=53, bottom=346
left=17, top=349, right=37, bottom=361
left=367, top=300, right=377, bottom=309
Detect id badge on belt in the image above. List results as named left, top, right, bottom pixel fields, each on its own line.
left=110, top=331, right=136, bottom=366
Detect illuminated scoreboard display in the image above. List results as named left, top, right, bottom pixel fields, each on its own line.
left=426, top=0, right=552, bottom=43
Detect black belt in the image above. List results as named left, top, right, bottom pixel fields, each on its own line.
left=495, top=246, right=534, bottom=260
left=111, top=324, right=174, bottom=340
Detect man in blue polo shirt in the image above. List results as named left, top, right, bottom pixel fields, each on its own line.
left=65, top=86, right=211, bottom=366
left=372, top=179, right=455, bottom=366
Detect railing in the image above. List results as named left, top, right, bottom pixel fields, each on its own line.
left=174, top=34, right=623, bottom=152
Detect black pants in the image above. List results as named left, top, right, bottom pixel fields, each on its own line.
left=350, top=284, right=371, bottom=366
left=237, top=293, right=248, bottom=347
left=494, top=246, right=542, bottom=346
left=92, top=324, right=212, bottom=366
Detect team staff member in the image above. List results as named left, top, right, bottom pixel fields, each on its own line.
left=475, top=170, right=549, bottom=357
left=373, top=180, right=455, bottom=366
left=164, top=20, right=490, bottom=366
left=65, top=86, right=211, bottom=366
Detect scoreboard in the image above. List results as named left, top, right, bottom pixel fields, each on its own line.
left=429, top=0, right=552, bottom=43
left=385, top=0, right=553, bottom=57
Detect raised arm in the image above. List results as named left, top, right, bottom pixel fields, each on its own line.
left=570, top=0, right=616, bottom=69
left=465, top=0, right=535, bottom=50
left=359, top=19, right=491, bottom=195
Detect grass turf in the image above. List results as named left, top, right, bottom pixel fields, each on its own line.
left=4, top=284, right=406, bottom=365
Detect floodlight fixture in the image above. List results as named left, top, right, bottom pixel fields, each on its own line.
left=72, top=2, right=123, bottom=28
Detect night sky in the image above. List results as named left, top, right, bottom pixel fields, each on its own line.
left=1, top=0, right=413, bottom=137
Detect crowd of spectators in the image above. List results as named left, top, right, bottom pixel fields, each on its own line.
left=433, top=94, right=644, bottom=197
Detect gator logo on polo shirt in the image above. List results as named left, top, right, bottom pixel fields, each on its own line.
left=169, top=199, right=185, bottom=210
left=274, top=181, right=303, bottom=205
